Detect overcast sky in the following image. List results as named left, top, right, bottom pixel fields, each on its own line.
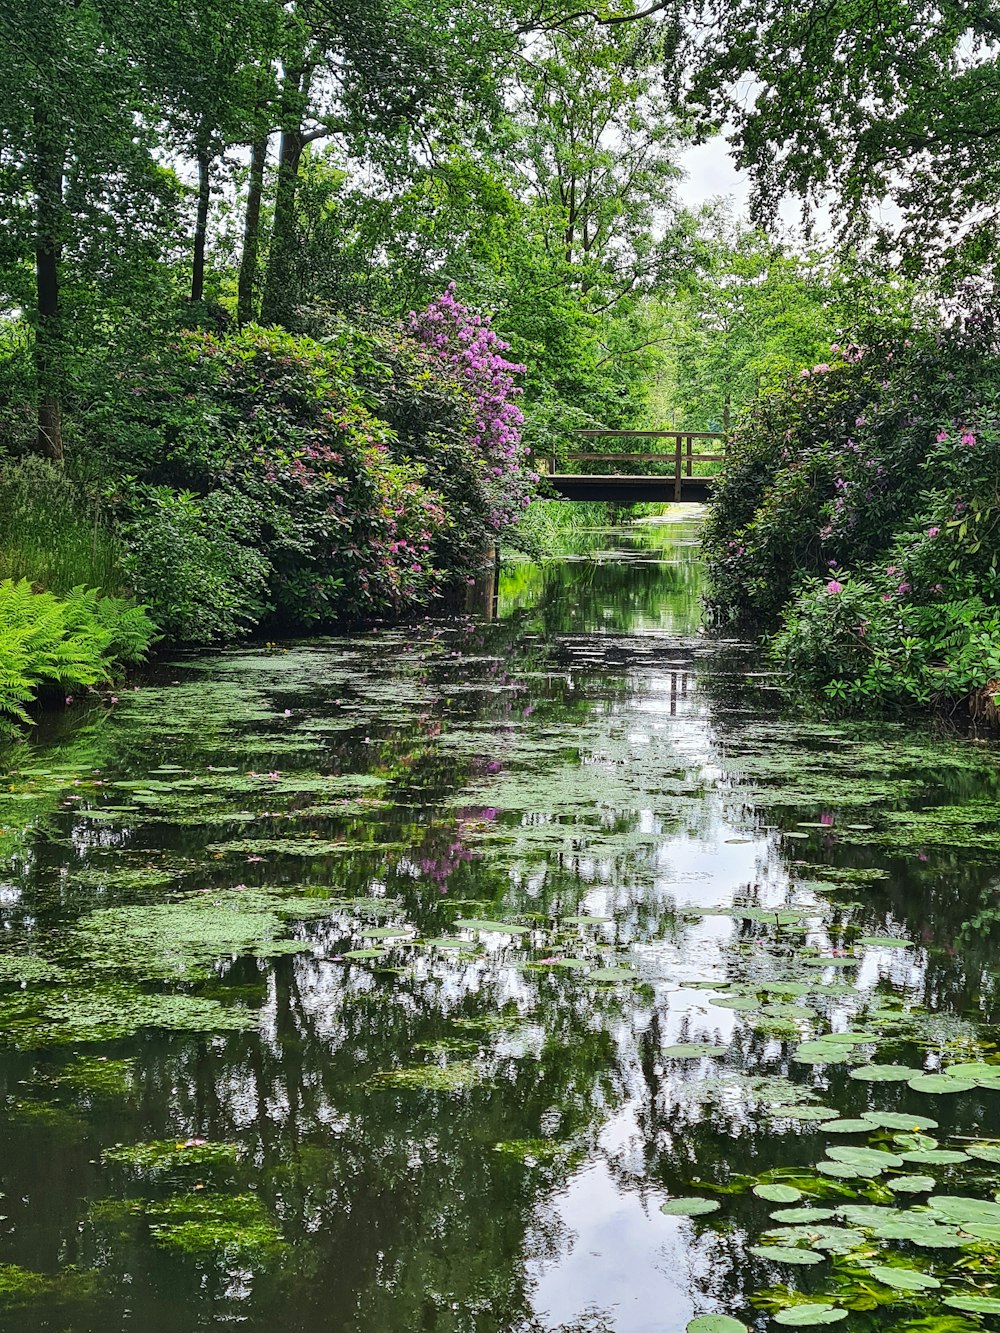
left=677, top=136, right=750, bottom=211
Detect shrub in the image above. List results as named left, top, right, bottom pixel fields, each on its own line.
left=0, top=579, right=155, bottom=731
left=85, top=307, right=533, bottom=640
left=705, top=321, right=1000, bottom=715
left=118, top=487, right=272, bottom=644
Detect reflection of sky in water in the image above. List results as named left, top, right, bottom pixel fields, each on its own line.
left=2, top=517, right=1000, bottom=1331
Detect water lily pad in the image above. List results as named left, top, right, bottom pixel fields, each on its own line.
left=711, top=996, right=762, bottom=1011
left=941, top=1062, right=1000, bottom=1081
left=963, top=1225, right=1000, bottom=1244
left=747, top=1245, right=823, bottom=1265
left=900, top=1149, right=969, bottom=1165
left=817, top=1162, right=863, bottom=1180
left=849, top=1064, right=919, bottom=1083
left=341, top=949, right=388, bottom=961
left=855, top=935, right=913, bottom=948
left=943, top=1295, right=1000, bottom=1314
left=928, top=1196, right=1000, bottom=1226
left=885, top=1175, right=936, bottom=1194
left=866, top=1266, right=940, bottom=1291
left=792, top=1043, right=860, bottom=1066
left=588, top=967, right=636, bottom=982
left=772, top=1105, right=839, bottom=1122
left=772, top=1304, right=845, bottom=1325
left=453, top=918, right=531, bottom=935
left=660, top=1197, right=720, bottom=1217
left=662, top=1044, right=727, bottom=1059
left=822, top=1119, right=875, bottom=1133
left=754, top=1184, right=803, bottom=1204
left=965, top=1143, right=1000, bottom=1163
left=827, top=1146, right=904, bottom=1170
left=909, top=1074, right=977, bottom=1094
left=862, top=1111, right=938, bottom=1131
left=769, top=1207, right=836, bottom=1224
left=686, top=1318, right=747, bottom=1333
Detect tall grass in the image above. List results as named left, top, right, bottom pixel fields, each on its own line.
left=0, top=457, right=124, bottom=594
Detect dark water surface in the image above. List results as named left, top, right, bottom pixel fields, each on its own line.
left=3, top=516, right=1000, bottom=1331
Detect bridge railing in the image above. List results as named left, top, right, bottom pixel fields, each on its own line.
left=545, top=430, right=726, bottom=502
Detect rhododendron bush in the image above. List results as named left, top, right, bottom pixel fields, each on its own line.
left=87, top=292, right=537, bottom=641
left=705, top=320, right=1000, bottom=715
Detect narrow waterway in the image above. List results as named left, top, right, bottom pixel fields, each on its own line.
left=3, top=515, right=1000, bottom=1331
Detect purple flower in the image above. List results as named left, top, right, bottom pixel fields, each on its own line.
left=960, top=431, right=976, bottom=446
left=927, top=526, right=940, bottom=538
left=825, top=579, right=844, bottom=594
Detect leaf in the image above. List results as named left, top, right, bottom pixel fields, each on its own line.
left=943, top=1295, right=1000, bottom=1314
left=754, top=1184, right=803, bottom=1203
left=659, top=1197, right=720, bottom=1217
left=821, top=1118, right=875, bottom=1133
left=966, top=1143, right=1000, bottom=1163
left=661, top=1043, right=727, bottom=1059
left=341, top=948, right=388, bottom=960
left=885, top=1175, right=936, bottom=1194
left=866, top=1266, right=940, bottom=1291
left=901, top=1149, right=969, bottom=1165
left=817, top=1162, right=863, bottom=1180
left=908, top=1074, right=978, bottom=1094
left=862, top=1111, right=938, bottom=1131
left=769, top=1207, right=836, bottom=1224
left=929, top=1196, right=1000, bottom=1227
left=747, top=1245, right=823, bottom=1265
left=772, top=1305, right=846, bottom=1326
left=849, top=1064, right=920, bottom=1082
left=588, top=966, right=636, bottom=982
left=453, top=918, right=531, bottom=935
left=963, top=1225, right=1000, bottom=1244
left=686, top=1318, right=747, bottom=1333
left=827, top=1146, right=903, bottom=1169
left=772, top=1104, right=839, bottom=1122
left=792, top=1042, right=860, bottom=1066
left=855, top=935, right=913, bottom=948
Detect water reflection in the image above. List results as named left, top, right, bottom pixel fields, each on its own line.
left=0, top=515, right=998, bottom=1331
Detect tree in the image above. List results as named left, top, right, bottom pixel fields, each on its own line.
left=684, top=0, right=1000, bottom=281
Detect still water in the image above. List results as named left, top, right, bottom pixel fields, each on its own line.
left=3, top=515, right=1000, bottom=1331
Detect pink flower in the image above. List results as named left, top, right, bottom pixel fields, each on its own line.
left=960, top=431, right=976, bottom=446
left=825, top=579, right=844, bottom=594
left=927, top=526, right=940, bottom=538
left=935, top=430, right=948, bottom=443
left=897, top=582, right=911, bottom=595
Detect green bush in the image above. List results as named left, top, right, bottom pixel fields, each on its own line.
left=705, top=324, right=1000, bottom=715
left=0, top=579, right=155, bottom=731
left=118, top=487, right=272, bottom=644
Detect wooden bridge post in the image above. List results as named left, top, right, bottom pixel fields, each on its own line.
left=686, top=434, right=693, bottom=477
left=673, top=434, right=683, bottom=502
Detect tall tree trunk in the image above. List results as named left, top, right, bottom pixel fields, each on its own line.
left=32, top=100, right=64, bottom=461
left=190, top=137, right=211, bottom=304
left=237, top=130, right=268, bottom=326
left=260, top=67, right=310, bottom=327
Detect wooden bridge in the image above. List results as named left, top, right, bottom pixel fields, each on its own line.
left=545, top=430, right=726, bottom=503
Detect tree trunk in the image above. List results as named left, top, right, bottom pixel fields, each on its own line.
left=723, top=391, right=731, bottom=433
left=260, top=67, right=310, bottom=327
left=32, top=100, right=64, bottom=461
left=237, top=130, right=268, bottom=326
left=190, top=138, right=211, bottom=303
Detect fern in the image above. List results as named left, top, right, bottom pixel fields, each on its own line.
left=0, top=578, right=155, bottom=730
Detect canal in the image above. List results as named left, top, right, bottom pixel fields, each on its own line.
left=2, top=514, right=1000, bottom=1330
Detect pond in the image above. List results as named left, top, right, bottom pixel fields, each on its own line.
left=2, top=513, right=1000, bottom=1331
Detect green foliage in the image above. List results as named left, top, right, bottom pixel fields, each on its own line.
left=0, top=457, right=123, bottom=593
left=705, top=322, right=1000, bottom=713
left=0, top=577, right=154, bottom=730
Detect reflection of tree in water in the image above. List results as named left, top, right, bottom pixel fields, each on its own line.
left=4, top=529, right=1000, bottom=1328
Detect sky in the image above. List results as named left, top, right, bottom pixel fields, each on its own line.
left=677, top=136, right=750, bottom=212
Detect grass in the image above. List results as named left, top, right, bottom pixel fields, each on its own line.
left=0, top=457, right=124, bottom=595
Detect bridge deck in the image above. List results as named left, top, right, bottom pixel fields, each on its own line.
left=549, top=474, right=714, bottom=503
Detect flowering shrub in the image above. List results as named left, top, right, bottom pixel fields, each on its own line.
left=92, top=327, right=450, bottom=636
left=408, top=284, right=537, bottom=532
left=705, top=321, right=1000, bottom=715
